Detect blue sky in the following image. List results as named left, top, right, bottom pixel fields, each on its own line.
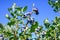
left=0, top=0, right=60, bottom=25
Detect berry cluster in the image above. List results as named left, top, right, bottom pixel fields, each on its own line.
left=22, top=8, right=39, bottom=25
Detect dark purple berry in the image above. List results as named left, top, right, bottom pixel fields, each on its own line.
left=30, top=20, right=34, bottom=25
left=25, top=12, right=32, bottom=16
left=26, top=18, right=34, bottom=25
left=23, top=27, right=26, bottom=29
left=22, top=14, right=27, bottom=18
left=33, top=8, right=39, bottom=15
left=0, top=34, right=3, bottom=37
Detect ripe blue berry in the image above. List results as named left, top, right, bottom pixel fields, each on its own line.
left=33, top=8, right=39, bottom=15
left=22, top=14, right=27, bottom=18
left=27, top=18, right=34, bottom=25
left=25, top=12, right=32, bottom=16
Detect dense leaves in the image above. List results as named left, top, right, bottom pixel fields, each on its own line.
left=1, top=3, right=39, bottom=40
left=30, top=22, right=38, bottom=32
left=0, top=2, right=60, bottom=40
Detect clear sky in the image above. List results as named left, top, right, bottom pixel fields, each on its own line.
left=0, top=0, right=60, bottom=25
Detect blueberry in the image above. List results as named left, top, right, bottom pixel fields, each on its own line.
left=35, top=28, right=39, bottom=32
left=0, top=34, right=3, bottom=37
left=35, top=11, right=39, bottom=15
left=33, top=8, right=39, bottom=15
left=22, top=14, right=27, bottom=18
left=27, top=18, right=34, bottom=25
left=23, top=27, right=26, bottom=29
left=25, top=12, right=32, bottom=16
left=26, top=18, right=31, bottom=25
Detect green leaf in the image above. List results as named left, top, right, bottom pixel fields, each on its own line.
left=50, top=25, right=55, bottom=30
left=0, top=23, right=3, bottom=29
left=30, top=22, right=38, bottom=32
left=5, top=14, right=11, bottom=20
left=48, top=1, right=52, bottom=5
left=57, top=23, right=60, bottom=30
left=44, top=18, right=50, bottom=28
left=10, top=36, right=14, bottom=40
left=16, top=7, right=22, bottom=11
left=50, top=30, right=54, bottom=37
left=10, top=12, right=15, bottom=17
left=8, top=7, right=12, bottom=12
left=19, top=14, right=23, bottom=17
left=7, top=20, right=15, bottom=26
left=57, top=23, right=60, bottom=26
left=20, top=21, right=23, bottom=24
left=53, top=20, right=57, bottom=25
left=39, top=26, right=43, bottom=31
left=48, top=0, right=60, bottom=13
left=22, top=6, right=27, bottom=12
left=46, top=31, right=51, bottom=38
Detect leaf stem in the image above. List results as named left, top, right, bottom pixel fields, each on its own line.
left=54, top=30, right=57, bottom=40
left=14, top=19, right=18, bottom=40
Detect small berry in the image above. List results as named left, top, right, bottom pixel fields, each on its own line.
left=25, top=12, right=32, bottom=16
left=27, top=18, right=34, bottom=25
left=35, top=28, right=39, bottom=32
left=23, top=27, right=26, bottom=29
left=33, top=8, right=39, bottom=15
left=42, top=31, right=46, bottom=35
left=41, top=31, right=46, bottom=38
left=26, top=18, right=33, bottom=25
left=22, top=14, right=27, bottom=18
left=0, top=34, right=3, bottom=37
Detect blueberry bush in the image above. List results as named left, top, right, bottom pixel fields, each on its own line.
left=0, top=2, right=60, bottom=40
